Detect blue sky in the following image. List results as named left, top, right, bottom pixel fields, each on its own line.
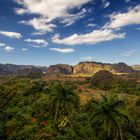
left=0, top=0, right=140, bottom=66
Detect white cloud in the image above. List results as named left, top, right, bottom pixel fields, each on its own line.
left=4, top=46, right=14, bottom=52
left=14, top=0, right=92, bottom=19
left=80, top=56, right=92, bottom=60
left=22, top=48, right=28, bottom=51
left=0, top=43, right=6, bottom=47
left=14, top=8, right=28, bottom=15
left=25, top=38, right=48, bottom=46
left=52, top=29, right=125, bottom=45
left=49, top=48, right=75, bottom=53
left=60, top=8, right=87, bottom=26
left=102, top=0, right=110, bottom=8
left=0, top=30, right=22, bottom=39
left=15, top=0, right=92, bottom=27
left=0, top=43, right=14, bottom=52
left=122, top=50, right=136, bottom=57
left=86, top=23, right=96, bottom=27
left=19, top=17, right=56, bottom=35
left=104, top=5, right=140, bottom=29
left=137, top=27, right=140, bottom=30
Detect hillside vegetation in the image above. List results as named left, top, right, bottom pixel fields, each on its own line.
left=0, top=71, right=140, bottom=140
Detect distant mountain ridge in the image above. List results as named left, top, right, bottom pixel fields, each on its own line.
left=0, top=62, right=139, bottom=76
left=0, top=63, right=47, bottom=76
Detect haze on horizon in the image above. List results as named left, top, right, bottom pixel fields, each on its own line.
left=0, top=0, right=140, bottom=66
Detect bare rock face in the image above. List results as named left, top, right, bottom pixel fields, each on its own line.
left=0, top=61, right=137, bottom=76
left=73, top=62, right=112, bottom=75
left=73, top=62, right=135, bottom=75
left=46, top=64, right=73, bottom=76
left=111, top=63, right=134, bottom=73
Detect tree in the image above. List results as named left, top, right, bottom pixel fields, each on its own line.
left=91, top=70, right=114, bottom=90
left=85, top=94, right=129, bottom=140
left=48, top=83, right=80, bottom=122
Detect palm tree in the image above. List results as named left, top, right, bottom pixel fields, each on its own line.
left=48, top=83, right=79, bottom=122
left=85, top=94, right=129, bottom=140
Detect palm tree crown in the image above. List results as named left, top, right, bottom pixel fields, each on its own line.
left=86, top=94, right=129, bottom=140
left=48, top=83, right=79, bottom=122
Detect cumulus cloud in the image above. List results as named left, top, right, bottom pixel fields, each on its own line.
left=122, top=50, right=136, bottom=57
left=14, top=0, right=92, bottom=19
left=19, top=18, right=56, bottom=35
left=15, top=0, right=92, bottom=28
left=52, top=29, right=125, bottom=45
left=80, top=56, right=92, bottom=60
left=25, top=38, right=48, bottom=46
left=4, top=46, right=14, bottom=52
left=0, top=30, right=22, bottom=39
left=104, top=5, right=140, bottom=29
left=102, top=0, right=110, bottom=8
left=49, top=48, right=75, bottom=53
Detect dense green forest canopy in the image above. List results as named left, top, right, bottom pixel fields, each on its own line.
left=0, top=73, right=140, bottom=140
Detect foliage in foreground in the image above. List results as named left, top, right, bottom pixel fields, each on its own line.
left=0, top=76, right=140, bottom=140
left=91, top=70, right=140, bottom=94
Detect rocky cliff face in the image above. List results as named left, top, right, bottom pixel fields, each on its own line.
left=0, top=62, right=137, bottom=76
left=47, top=64, right=73, bottom=76
left=73, top=62, right=135, bottom=75
left=46, top=62, right=135, bottom=76
left=73, top=62, right=112, bottom=75
left=111, top=63, right=134, bottom=73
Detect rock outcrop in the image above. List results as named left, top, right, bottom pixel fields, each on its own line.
left=73, top=62, right=112, bottom=75
left=111, top=63, right=134, bottom=73
left=0, top=61, right=138, bottom=76
left=73, top=62, right=135, bottom=75
left=46, top=64, right=73, bottom=76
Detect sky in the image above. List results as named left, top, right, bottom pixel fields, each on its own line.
left=0, top=0, right=140, bottom=66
